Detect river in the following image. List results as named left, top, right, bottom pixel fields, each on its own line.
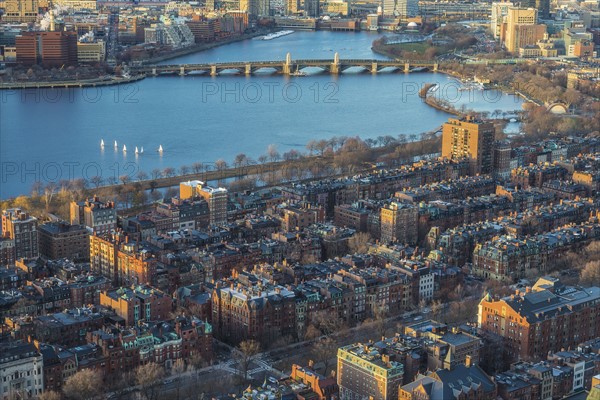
left=0, top=30, right=523, bottom=198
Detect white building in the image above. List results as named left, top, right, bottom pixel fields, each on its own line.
left=383, top=0, right=418, bottom=18
left=0, top=342, right=44, bottom=400
left=419, top=270, right=434, bottom=301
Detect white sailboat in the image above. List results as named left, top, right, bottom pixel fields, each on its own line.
left=158, top=145, right=163, bottom=153
left=114, top=140, right=118, bottom=149
left=100, top=139, right=105, bottom=148
left=123, top=144, right=127, bottom=152
left=140, top=147, right=144, bottom=154
left=135, top=146, right=139, bottom=154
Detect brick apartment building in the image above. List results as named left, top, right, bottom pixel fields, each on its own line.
left=478, top=276, right=600, bottom=360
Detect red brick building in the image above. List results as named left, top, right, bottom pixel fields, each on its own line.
left=477, top=277, right=600, bottom=360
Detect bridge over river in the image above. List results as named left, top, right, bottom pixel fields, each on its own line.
left=132, top=53, right=442, bottom=76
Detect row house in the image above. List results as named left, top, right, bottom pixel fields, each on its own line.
left=510, top=163, right=569, bottom=189
left=473, top=221, right=600, bottom=281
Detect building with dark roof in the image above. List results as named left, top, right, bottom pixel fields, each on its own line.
left=478, top=276, right=600, bottom=360
left=398, top=360, right=497, bottom=400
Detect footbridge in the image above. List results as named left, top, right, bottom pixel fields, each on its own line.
left=132, top=53, right=443, bottom=76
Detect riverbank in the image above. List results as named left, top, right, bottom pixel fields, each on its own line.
left=139, top=31, right=267, bottom=65
left=0, top=74, right=145, bottom=90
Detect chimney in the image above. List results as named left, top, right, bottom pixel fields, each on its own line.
left=465, top=355, right=473, bottom=368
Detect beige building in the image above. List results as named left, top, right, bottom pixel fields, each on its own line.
left=2, top=0, right=38, bottom=22
left=503, top=7, right=546, bottom=53
left=77, top=41, right=105, bottom=63
left=380, top=202, right=418, bottom=245
left=441, top=116, right=495, bottom=175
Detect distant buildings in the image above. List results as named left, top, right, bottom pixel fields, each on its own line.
left=2, top=0, right=38, bottom=23
left=1, top=208, right=38, bottom=260
left=15, top=31, right=78, bottom=67
left=501, top=7, right=546, bottom=53
left=478, top=276, right=600, bottom=360
left=441, top=116, right=495, bottom=175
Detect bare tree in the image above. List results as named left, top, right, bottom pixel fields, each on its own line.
left=62, top=369, right=103, bottom=400
left=215, top=159, right=228, bottom=171
left=267, top=144, right=280, bottom=162
left=311, top=337, right=338, bottom=376
left=38, top=391, right=62, bottom=400
left=90, top=175, right=104, bottom=188
left=580, top=260, right=600, bottom=286
left=163, top=167, right=176, bottom=178
left=192, top=162, right=203, bottom=174
left=180, top=165, right=190, bottom=175
left=234, top=340, right=261, bottom=381
left=136, top=171, right=149, bottom=181
left=136, top=362, right=165, bottom=400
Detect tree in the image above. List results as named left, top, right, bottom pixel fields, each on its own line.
left=62, top=369, right=103, bottom=400
left=215, top=159, right=228, bottom=171
left=136, top=362, right=164, bottom=400
left=151, top=169, right=162, bottom=179
left=163, top=167, right=176, bottom=178
left=192, top=162, right=203, bottom=173
left=234, top=153, right=248, bottom=169
left=311, top=310, right=345, bottom=337
left=315, top=140, right=329, bottom=156
left=136, top=171, right=149, bottom=181
left=180, top=165, right=190, bottom=175
left=171, top=358, right=186, bottom=375
left=348, top=232, right=371, bottom=254
left=90, top=175, right=104, bottom=188
left=38, top=391, right=62, bottom=400
left=119, top=175, right=131, bottom=185
left=267, top=144, right=280, bottom=162
left=311, top=337, right=338, bottom=376
left=234, top=340, right=261, bottom=381
left=580, top=260, right=600, bottom=286
left=306, top=140, right=317, bottom=155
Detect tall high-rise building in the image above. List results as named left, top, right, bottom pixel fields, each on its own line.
left=502, top=7, right=546, bottom=53
left=3, top=0, right=38, bottom=23
left=1, top=208, right=39, bottom=260
left=337, top=340, right=404, bottom=400
left=380, top=202, right=418, bottom=245
left=441, top=116, right=495, bottom=175
left=491, top=1, right=513, bottom=39
left=180, top=181, right=228, bottom=226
